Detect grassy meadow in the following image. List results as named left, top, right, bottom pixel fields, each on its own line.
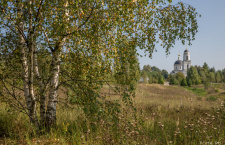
left=0, top=83, right=225, bottom=144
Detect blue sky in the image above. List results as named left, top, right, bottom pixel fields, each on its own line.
left=138, top=0, right=225, bottom=72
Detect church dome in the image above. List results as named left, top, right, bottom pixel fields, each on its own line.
left=184, top=49, right=189, bottom=52
left=174, top=60, right=182, bottom=65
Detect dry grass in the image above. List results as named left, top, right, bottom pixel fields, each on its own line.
left=0, top=83, right=225, bottom=144
left=135, top=84, right=222, bottom=110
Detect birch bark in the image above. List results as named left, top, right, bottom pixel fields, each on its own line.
left=45, top=49, right=62, bottom=126
left=28, top=0, right=39, bottom=127
left=45, top=0, right=69, bottom=127
left=34, top=48, right=46, bottom=125
left=17, top=0, right=31, bottom=121
left=17, top=0, right=39, bottom=127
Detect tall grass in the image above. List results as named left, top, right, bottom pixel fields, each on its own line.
left=0, top=84, right=225, bottom=144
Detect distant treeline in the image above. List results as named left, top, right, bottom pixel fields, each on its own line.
left=140, top=65, right=168, bottom=85
left=141, top=63, right=225, bottom=88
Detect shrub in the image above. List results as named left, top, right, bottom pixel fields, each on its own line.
left=158, top=78, right=164, bottom=84
left=169, top=77, right=179, bottom=85
left=215, top=89, right=220, bottom=93
left=180, top=79, right=187, bottom=86
left=187, top=79, right=192, bottom=87
left=206, top=96, right=217, bottom=102
left=185, top=87, right=207, bottom=96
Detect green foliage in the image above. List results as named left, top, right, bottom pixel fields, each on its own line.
left=202, top=62, right=209, bottom=72
left=141, top=66, right=167, bottom=84
left=0, top=0, right=201, bottom=132
left=158, top=75, right=164, bottom=84
left=199, top=70, right=206, bottom=83
left=222, top=69, right=225, bottom=82
left=187, top=78, right=192, bottom=87
left=206, top=96, right=217, bottom=102
left=184, top=63, right=225, bottom=86
left=141, top=70, right=148, bottom=84
left=175, top=72, right=185, bottom=84
left=203, top=80, right=210, bottom=90
left=187, top=66, right=201, bottom=85
left=169, top=76, right=179, bottom=85
left=142, top=65, right=152, bottom=72
left=210, top=67, right=216, bottom=73
left=209, top=72, right=216, bottom=83
left=161, top=69, right=169, bottom=80
left=216, top=71, right=222, bottom=83
left=180, top=78, right=187, bottom=86
left=185, top=87, right=207, bottom=96
left=215, top=88, right=220, bottom=93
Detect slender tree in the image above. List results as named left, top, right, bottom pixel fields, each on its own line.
left=0, top=0, right=200, bottom=128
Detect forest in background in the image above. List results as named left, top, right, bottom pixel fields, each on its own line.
left=141, top=63, right=225, bottom=88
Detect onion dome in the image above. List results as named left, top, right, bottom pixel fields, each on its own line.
left=174, top=60, right=182, bottom=65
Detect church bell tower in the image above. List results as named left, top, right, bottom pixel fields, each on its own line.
left=182, top=46, right=191, bottom=76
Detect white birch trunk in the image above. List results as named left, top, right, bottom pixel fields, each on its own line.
left=28, top=0, right=39, bottom=127
left=46, top=0, right=68, bottom=126
left=18, top=0, right=38, bottom=127
left=46, top=48, right=63, bottom=126
left=34, top=48, right=46, bottom=124
left=17, top=0, right=31, bottom=119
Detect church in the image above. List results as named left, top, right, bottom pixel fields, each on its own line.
left=171, top=47, right=191, bottom=76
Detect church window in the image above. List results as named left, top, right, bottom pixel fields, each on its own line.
left=180, top=66, right=181, bottom=69
left=186, top=56, right=188, bottom=60
left=176, top=66, right=177, bottom=70
left=187, top=64, right=189, bottom=69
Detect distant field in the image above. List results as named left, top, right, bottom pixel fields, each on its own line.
left=135, top=83, right=225, bottom=109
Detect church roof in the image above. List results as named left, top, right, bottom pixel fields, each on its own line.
left=184, top=49, right=189, bottom=52
left=174, top=60, right=182, bottom=65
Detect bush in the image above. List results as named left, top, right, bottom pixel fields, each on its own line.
left=185, top=87, right=207, bottom=96
left=169, top=77, right=179, bottom=85
left=187, top=79, right=192, bottom=87
left=206, top=96, right=217, bottom=102
left=158, top=78, right=164, bottom=84
left=215, top=89, right=220, bottom=93
left=180, top=79, right=187, bottom=86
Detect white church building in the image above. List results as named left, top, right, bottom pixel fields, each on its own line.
left=171, top=47, right=191, bottom=76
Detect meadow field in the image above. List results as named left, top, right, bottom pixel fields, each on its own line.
left=0, top=83, right=224, bottom=145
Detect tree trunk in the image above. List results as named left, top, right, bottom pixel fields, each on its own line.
left=17, top=0, right=31, bottom=121
left=28, top=0, right=39, bottom=128
left=46, top=50, right=62, bottom=127
left=18, top=0, right=39, bottom=128
left=45, top=0, right=68, bottom=127
left=34, top=48, right=46, bottom=126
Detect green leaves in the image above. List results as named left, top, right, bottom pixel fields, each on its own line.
left=0, top=0, right=199, bottom=128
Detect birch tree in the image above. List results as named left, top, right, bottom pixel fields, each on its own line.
left=0, top=0, right=200, bottom=129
